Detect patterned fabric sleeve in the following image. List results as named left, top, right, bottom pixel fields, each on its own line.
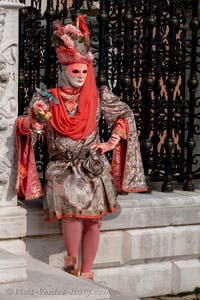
left=99, top=85, right=132, bottom=129
left=15, top=92, right=47, bottom=200
left=17, top=115, right=32, bottom=135
left=99, top=85, right=147, bottom=193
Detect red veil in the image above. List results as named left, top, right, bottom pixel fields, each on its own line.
left=49, top=63, right=98, bottom=140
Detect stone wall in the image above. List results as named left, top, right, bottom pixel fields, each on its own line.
left=23, top=190, right=200, bottom=298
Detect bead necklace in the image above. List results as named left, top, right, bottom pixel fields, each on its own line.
left=59, top=87, right=80, bottom=115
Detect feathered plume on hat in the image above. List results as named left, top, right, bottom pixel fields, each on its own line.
left=52, top=16, right=93, bottom=65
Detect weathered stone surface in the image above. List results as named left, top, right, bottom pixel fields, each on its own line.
left=25, top=200, right=61, bottom=236
left=0, top=249, right=27, bottom=284
left=0, top=0, right=27, bottom=287
left=0, top=4, right=22, bottom=207
left=0, top=239, right=26, bottom=255
left=182, top=295, right=196, bottom=300
left=158, top=297, right=184, bottom=300
left=25, top=235, right=65, bottom=265
left=25, top=231, right=123, bottom=268
left=24, top=191, right=200, bottom=236
left=130, top=262, right=172, bottom=297
left=171, top=226, right=200, bottom=256
left=94, top=266, right=135, bottom=295
left=0, top=254, right=110, bottom=300
left=0, top=0, right=23, bottom=9
left=122, top=225, right=200, bottom=262
left=0, top=206, right=27, bottom=238
left=172, top=260, right=200, bottom=294
left=94, top=231, right=122, bottom=267
left=25, top=223, right=200, bottom=271
left=102, top=191, right=200, bottom=230
left=19, top=190, right=200, bottom=297
left=0, top=267, right=27, bottom=285
left=122, top=227, right=172, bottom=262
left=94, top=262, right=172, bottom=298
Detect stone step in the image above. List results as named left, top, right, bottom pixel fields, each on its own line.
left=21, top=189, right=200, bottom=236
left=24, top=223, right=200, bottom=270
left=0, top=249, right=27, bottom=284
left=16, top=189, right=200, bottom=298
left=94, top=259, right=200, bottom=298
left=0, top=254, right=111, bottom=300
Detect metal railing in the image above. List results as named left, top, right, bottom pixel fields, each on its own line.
left=18, top=0, right=200, bottom=192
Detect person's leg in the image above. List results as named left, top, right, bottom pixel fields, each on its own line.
left=61, top=217, right=82, bottom=274
left=81, top=219, right=100, bottom=278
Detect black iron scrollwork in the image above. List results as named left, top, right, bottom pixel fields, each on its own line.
left=18, top=0, right=200, bottom=191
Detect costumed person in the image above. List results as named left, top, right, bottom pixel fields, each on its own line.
left=16, top=16, right=147, bottom=280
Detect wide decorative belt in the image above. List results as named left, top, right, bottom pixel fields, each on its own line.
left=50, top=149, right=105, bottom=176
left=50, top=149, right=91, bottom=162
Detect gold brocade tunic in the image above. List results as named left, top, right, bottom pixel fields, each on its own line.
left=25, top=86, right=147, bottom=221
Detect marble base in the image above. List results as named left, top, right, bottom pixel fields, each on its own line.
left=0, top=249, right=27, bottom=284
left=0, top=206, right=27, bottom=239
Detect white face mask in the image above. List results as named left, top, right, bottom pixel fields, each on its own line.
left=61, top=63, right=88, bottom=89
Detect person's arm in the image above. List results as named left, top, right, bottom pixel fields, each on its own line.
left=95, top=86, right=147, bottom=193
left=92, top=118, right=128, bottom=154
left=16, top=92, right=51, bottom=135
left=92, top=86, right=131, bottom=154
left=17, top=115, right=44, bottom=135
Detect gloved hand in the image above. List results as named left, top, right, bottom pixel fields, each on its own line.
left=91, top=133, right=120, bottom=155
left=22, top=115, right=44, bottom=131
left=30, top=118, right=44, bottom=131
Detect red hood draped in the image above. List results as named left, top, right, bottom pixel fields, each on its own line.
left=49, top=62, right=98, bottom=140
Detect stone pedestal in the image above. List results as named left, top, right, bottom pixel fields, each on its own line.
left=0, top=0, right=27, bottom=284
left=0, top=1, right=22, bottom=207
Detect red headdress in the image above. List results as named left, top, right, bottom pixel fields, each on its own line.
left=52, top=16, right=93, bottom=65
left=49, top=16, right=98, bottom=140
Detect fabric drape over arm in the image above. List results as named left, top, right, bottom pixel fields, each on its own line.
left=99, top=85, right=147, bottom=193
left=16, top=96, right=45, bottom=200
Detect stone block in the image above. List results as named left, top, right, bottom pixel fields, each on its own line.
left=25, top=235, right=65, bottom=265
left=21, top=192, right=200, bottom=237
left=25, top=224, right=200, bottom=272
left=122, top=225, right=200, bottom=263
left=130, top=262, right=172, bottom=297
left=102, top=192, right=200, bottom=231
left=171, top=226, right=200, bottom=256
left=94, top=262, right=172, bottom=298
left=0, top=239, right=26, bottom=255
left=0, top=267, right=27, bottom=285
left=25, top=200, right=61, bottom=236
left=0, top=249, right=27, bottom=284
left=94, top=231, right=123, bottom=267
left=172, top=260, right=200, bottom=293
left=122, top=228, right=172, bottom=262
left=0, top=254, right=110, bottom=300
left=94, top=266, right=134, bottom=295
left=0, top=206, right=27, bottom=238
left=26, top=231, right=123, bottom=269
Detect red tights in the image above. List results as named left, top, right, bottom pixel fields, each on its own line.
left=62, top=217, right=100, bottom=273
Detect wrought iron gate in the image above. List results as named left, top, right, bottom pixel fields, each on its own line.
left=18, top=0, right=200, bottom=192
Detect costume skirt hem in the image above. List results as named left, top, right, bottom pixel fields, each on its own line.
left=121, top=187, right=148, bottom=193
left=44, top=206, right=118, bottom=222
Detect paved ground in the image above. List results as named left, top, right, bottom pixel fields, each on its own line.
left=145, top=294, right=198, bottom=300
